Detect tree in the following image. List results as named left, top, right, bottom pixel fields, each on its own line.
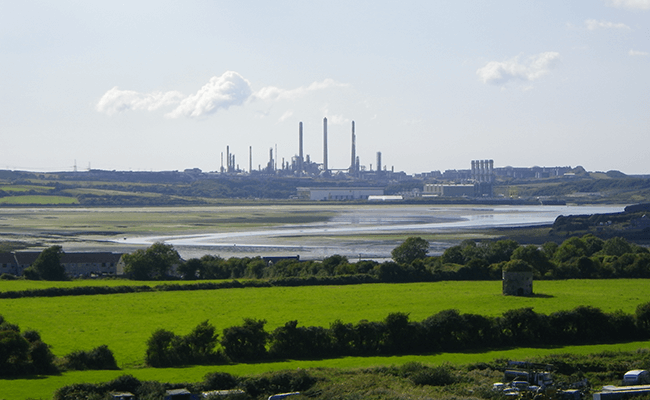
left=221, top=318, right=269, bottom=362
left=483, top=239, right=519, bottom=264
left=601, top=237, right=633, bottom=257
left=24, top=246, right=67, bottom=281
left=391, top=237, right=429, bottom=265
left=0, top=329, right=30, bottom=375
left=636, top=301, right=650, bottom=334
left=184, top=320, right=219, bottom=363
left=123, top=242, right=180, bottom=280
left=145, top=329, right=181, bottom=367
left=441, top=245, right=464, bottom=265
left=511, top=245, right=553, bottom=277
left=382, top=312, right=414, bottom=354
left=177, top=258, right=202, bottom=280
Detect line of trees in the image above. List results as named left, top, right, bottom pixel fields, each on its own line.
left=125, top=234, right=650, bottom=282
left=0, top=315, right=118, bottom=376
left=144, top=301, right=650, bottom=367
left=7, top=234, right=650, bottom=283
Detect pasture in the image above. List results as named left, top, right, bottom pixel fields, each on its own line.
left=1, top=279, right=648, bottom=368
left=0, top=195, right=78, bottom=205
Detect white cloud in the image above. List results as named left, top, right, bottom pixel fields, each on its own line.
left=477, top=52, right=561, bottom=87
left=166, top=71, right=252, bottom=118
left=96, top=87, right=184, bottom=116
left=608, top=0, right=650, bottom=10
left=254, top=78, right=349, bottom=101
left=584, top=19, right=630, bottom=30
left=97, top=73, right=348, bottom=119
left=327, top=114, right=349, bottom=125
left=278, top=110, right=293, bottom=122
left=629, top=49, right=650, bottom=56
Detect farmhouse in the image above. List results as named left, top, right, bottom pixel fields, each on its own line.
left=0, top=252, right=20, bottom=275
left=1, top=251, right=125, bottom=277
left=60, top=252, right=125, bottom=277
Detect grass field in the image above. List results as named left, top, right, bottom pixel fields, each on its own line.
left=0, top=279, right=649, bottom=399
left=0, top=195, right=79, bottom=205
left=0, top=184, right=54, bottom=193
left=1, top=279, right=648, bottom=368
left=0, top=278, right=216, bottom=292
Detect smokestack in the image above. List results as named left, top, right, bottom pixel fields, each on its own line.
left=489, top=159, right=494, bottom=182
left=471, top=160, right=476, bottom=181
left=298, top=121, right=304, bottom=173
left=226, top=146, right=230, bottom=173
left=350, top=121, right=356, bottom=174
left=249, top=146, right=252, bottom=173
left=323, top=117, right=328, bottom=173
left=376, top=151, right=382, bottom=172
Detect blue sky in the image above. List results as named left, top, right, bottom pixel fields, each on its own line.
left=1, top=0, right=649, bottom=174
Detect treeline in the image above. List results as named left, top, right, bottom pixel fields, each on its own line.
left=0, top=276, right=380, bottom=299
left=174, top=234, right=650, bottom=282
left=143, top=302, right=650, bottom=368
left=7, top=234, right=650, bottom=287
left=0, top=315, right=118, bottom=376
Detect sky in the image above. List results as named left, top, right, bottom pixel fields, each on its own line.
left=1, top=1, right=649, bottom=175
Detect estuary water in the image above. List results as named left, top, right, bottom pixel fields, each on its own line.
left=115, top=204, right=625, bottom=261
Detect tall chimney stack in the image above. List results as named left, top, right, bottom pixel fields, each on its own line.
left=299, top=121, right=304, bottom=174
left=376, top=151, right=382, bottom=172
left=226, top=146, right=230, bottom=173
left=350, top=121, right=356, bottom=175
left=323, top=117, right=328, bottom=173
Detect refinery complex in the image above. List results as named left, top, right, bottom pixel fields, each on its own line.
left=213, top=117, right=576, bottom=199
left=218, top=117, right=574, bottom=180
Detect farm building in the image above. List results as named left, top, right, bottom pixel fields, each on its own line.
left=502, top=269, right=533, bottom=296
left=2, top=251, right=125, bottom=277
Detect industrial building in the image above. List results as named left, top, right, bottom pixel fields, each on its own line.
left=297, top=187, right=384, bottom=201
left=423, top=184, right=476, bottom=197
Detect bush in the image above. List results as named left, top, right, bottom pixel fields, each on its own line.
left=203, top=372, right=238, bottom=391
left=63, top=345, right=118, bottom=370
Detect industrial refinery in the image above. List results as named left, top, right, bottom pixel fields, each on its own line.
left=218, top=118, right=400, bottom=180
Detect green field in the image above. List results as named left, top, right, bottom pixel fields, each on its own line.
left=0, top=278, right=221, bottom=293
left=0, top=195, right=79, bottom=205
left=0, top=184, right=54, bottom=193
left=1, top=279, right=649, bottom=399
left=1, top=279, right=648, bottom=368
